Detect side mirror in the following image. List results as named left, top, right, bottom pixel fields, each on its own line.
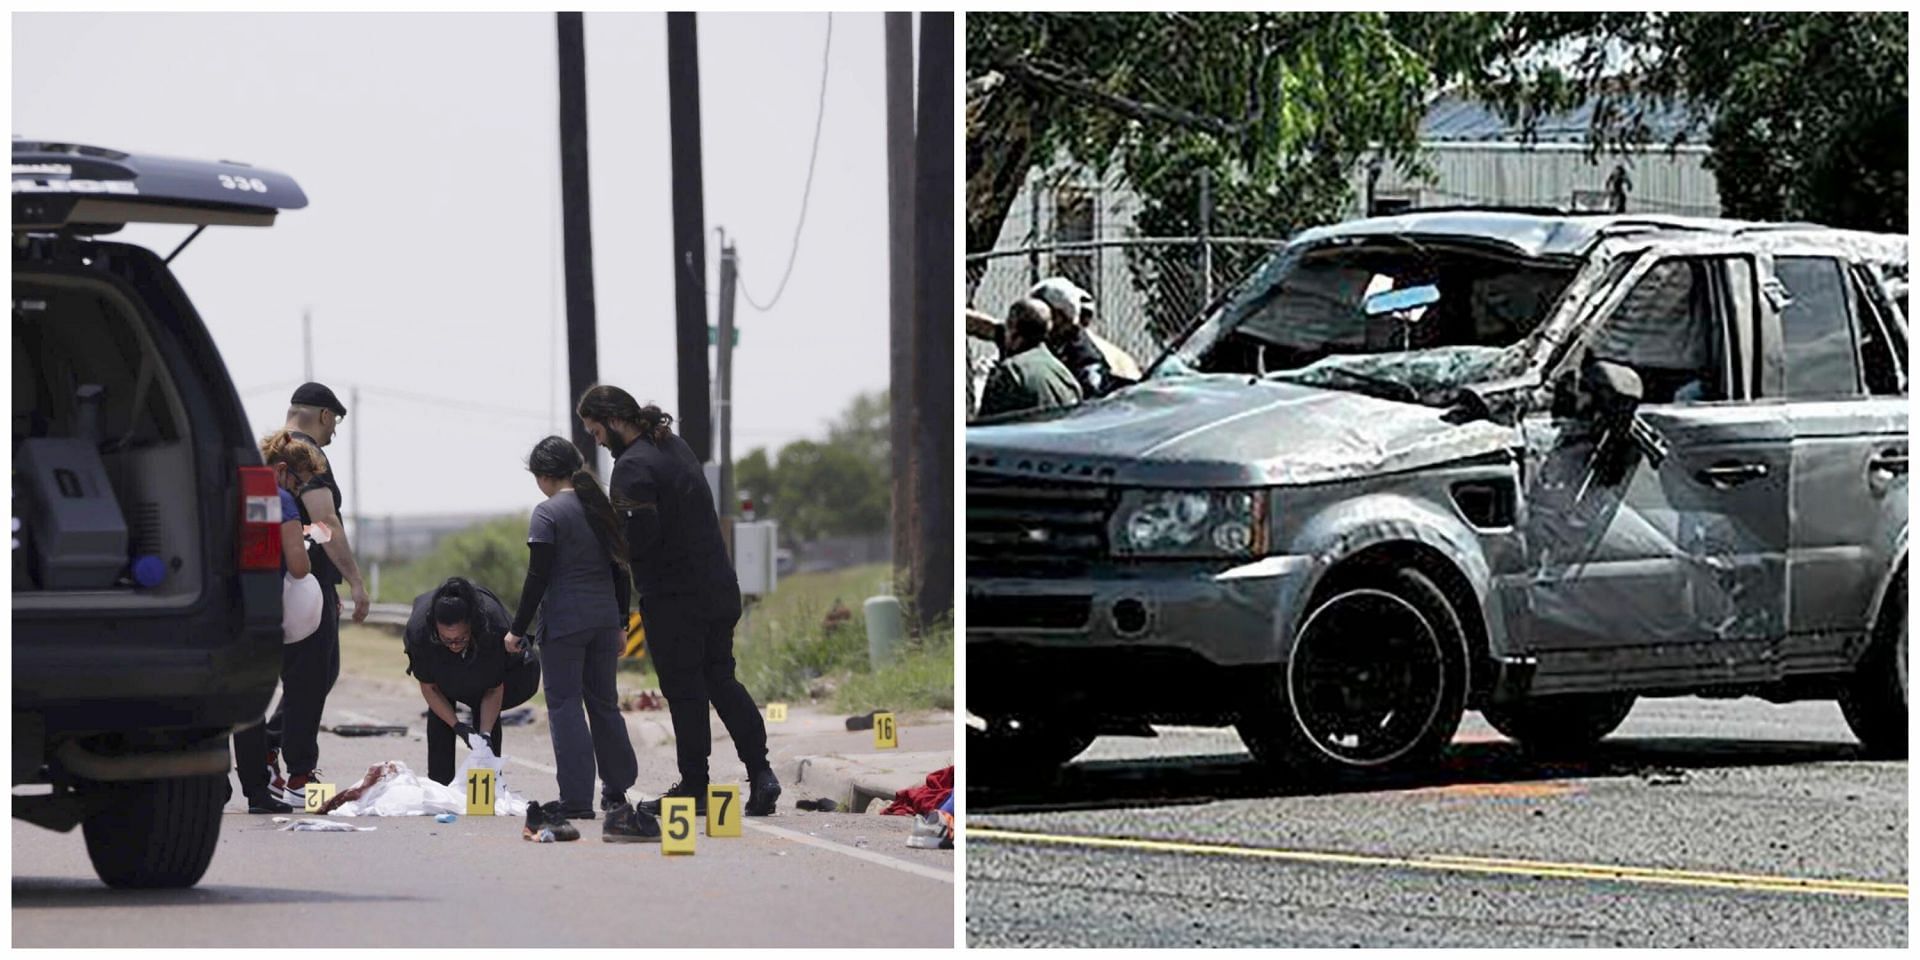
left=1581, top=358, right=1643, bottom=416
left=1362, top=283, right=1440, bottom=317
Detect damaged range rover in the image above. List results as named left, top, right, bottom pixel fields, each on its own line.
left=967, top=210, right=1907, bottom=782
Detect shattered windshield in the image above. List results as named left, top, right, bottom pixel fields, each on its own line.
left=1157, top=237, right=1578, bottom=404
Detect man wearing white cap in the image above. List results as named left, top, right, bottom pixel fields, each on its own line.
left=1029, top=277, right=1140, bottom=395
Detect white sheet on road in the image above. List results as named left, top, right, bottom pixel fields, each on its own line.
left=328, top=752, right=530, bottom=818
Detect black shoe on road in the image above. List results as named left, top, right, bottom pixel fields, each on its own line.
left=246, top=795, right=294, bottom=815
left=637, top=781, right=708, bottom=817
left=746, top=769, right=781, bottom=817
left=523, top=801, right=581, bottom=842
left=602, top=802, right=662, bottom=844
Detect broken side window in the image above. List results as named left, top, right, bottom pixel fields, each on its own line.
left=1587, top=258, right=1726, bottom=404
left=1775, top=256, right=1863, bottom=399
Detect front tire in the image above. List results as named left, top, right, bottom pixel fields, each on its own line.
left=1482, top=693, right=1637, bottom=754
left=81, top=774, right=225, bottom=889
left=1840, top=576, right=1906, bottom=758
left=1240, top=565, right=1468, bottom=778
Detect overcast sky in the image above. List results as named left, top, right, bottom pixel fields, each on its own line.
left=14, top=11, right=906, bottom=518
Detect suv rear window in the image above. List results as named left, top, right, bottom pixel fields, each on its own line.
left=1775, top=256, right=1862, bottom=399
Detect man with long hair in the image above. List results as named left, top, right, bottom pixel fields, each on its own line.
left=576, top=385, right=781, bottom=817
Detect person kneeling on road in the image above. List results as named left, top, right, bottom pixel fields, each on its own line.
left=403, top=577, right=542, bottom=787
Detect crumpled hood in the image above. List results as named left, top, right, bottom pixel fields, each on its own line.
left=966, top=375, right=1518, bottom=487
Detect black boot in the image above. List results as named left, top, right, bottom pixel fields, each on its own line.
left=637, top=780, right=708, bottom=816
left=746, top=768, right=781, bottom=816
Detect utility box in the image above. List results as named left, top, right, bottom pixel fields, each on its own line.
left=734, top=520, right=778, bottom=597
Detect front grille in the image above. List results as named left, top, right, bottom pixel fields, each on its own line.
left=966, top=473, right=1114, bottom=568
left=969, top=595, right=1092, bottom=630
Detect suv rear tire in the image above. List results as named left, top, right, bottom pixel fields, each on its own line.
left=1481, top=693, right=1637, bottom=754
left=971, top=719, right=1093, bottom=785
left=1840, top=575, right=1906, bottom=759
left=1240, top=565, right=1468, bottom=778
left=81, top=774, right=226, bottom=888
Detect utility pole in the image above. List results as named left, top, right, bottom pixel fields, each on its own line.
left=911, top=12, right=955, bottom=629
left=556, top=12, right=601, bottom=463
left=716, top=237, right=738, bottom=558
left=1197, top=167, right=1213, bottom=311
left=884, top=11, right=915, bottom=585
left=667, top=11, right=713, bottom=461
left=302, top=309, right=313, bottom=381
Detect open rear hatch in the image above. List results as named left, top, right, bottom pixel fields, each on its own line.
left=14, top=140, right=306, bottom=609
left=13, top=139, right=308, bottom=232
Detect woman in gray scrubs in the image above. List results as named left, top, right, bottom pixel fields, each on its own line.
left=503, top=437, right=641, bottom=821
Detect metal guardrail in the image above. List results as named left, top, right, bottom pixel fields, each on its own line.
left=365, top=602, right=411, bottom=628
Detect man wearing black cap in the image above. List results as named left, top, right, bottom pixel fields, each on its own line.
left=264, top=381, right=370, bottom=803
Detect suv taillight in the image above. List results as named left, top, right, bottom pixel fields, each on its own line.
left=238, top=466, right=282, bottom=571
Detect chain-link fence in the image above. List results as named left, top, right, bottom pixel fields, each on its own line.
left=966, top=236, right=1288, bottom=369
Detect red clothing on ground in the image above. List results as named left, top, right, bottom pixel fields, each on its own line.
left=881, top=765, right=953, bottom=816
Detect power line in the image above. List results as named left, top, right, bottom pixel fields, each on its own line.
left=737, top=12, right=833, bottom=314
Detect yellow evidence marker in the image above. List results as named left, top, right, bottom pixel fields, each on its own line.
left=766, top=702, right=789, bottom=723
left=706, top=784, right=742, bottom=837
left=303, top=782, right=337, bottom=813
left=466, top=769, right=495, bottom=816
left=662, top=796, right=697, bottom=855
left=874, top=712, right=898, bottom=750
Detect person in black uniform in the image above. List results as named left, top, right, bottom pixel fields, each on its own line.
left=264, top=381, right=370, bottom=803
left=576, top=385, right=781, bottom=817
left=404, top=577, right=543, bottom=786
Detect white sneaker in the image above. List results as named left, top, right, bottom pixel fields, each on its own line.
left=906, top=810, right=952, bottom=849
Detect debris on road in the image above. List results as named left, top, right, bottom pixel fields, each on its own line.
left=846, top=710, right=886, bottom=731
left=274, top=818, right=377, bottom=832
left=1641, top=766, right=1689, bottom=787
left=326, top=724, right=409, bottom=737
left=623, top=691, right=666, bottom=712
left=500, top=707, right=536, bottom=727
left=436, top=813, right=458, bottom=823
left=796, top=798, right=839, bottom=813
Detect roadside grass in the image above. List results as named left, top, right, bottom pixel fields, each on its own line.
left=732, top=563, right=953, bottom=715
left=831, top=619, right=954, bottom=715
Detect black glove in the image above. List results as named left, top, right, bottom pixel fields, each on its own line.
left=453, top=721, right=475, bottom=746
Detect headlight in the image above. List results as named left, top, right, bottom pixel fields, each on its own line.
left=1114, top=489, right=1268, bottom=557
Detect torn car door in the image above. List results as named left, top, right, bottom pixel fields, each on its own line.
left=1511, top=248, right=1790, bottom=692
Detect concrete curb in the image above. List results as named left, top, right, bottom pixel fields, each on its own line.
left=785, top=749, right=953, bottom=813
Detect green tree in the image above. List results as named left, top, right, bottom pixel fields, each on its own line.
left=1451, top=13, right=1907, bottom=231
left=968, top=13, right=1442, bottom=257
left=968, top=12, right=1906, bottom=262
left=731, top=391, right=891, bottom=544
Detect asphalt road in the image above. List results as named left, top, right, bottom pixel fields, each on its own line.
left=967, top=697, right=1907, bottom=948
left=14, top=670, right=954, bottom=948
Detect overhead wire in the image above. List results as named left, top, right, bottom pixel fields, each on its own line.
left=735, top=12, right=833, bottom=314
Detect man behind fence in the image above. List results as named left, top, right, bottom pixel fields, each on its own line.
left=978, top=298, right=1082, bottom=419
left=1031, top=277, right=1115, bottom=398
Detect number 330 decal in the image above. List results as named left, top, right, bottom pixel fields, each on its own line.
left=218, top=174, right=269, bottom=193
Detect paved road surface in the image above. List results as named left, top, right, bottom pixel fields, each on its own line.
left=14, top=670, right=954, bottom=947
left=967, top=697, right=1906, bottom=948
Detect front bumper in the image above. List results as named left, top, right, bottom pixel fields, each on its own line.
left=966, top=554, right=1315, bottom=668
